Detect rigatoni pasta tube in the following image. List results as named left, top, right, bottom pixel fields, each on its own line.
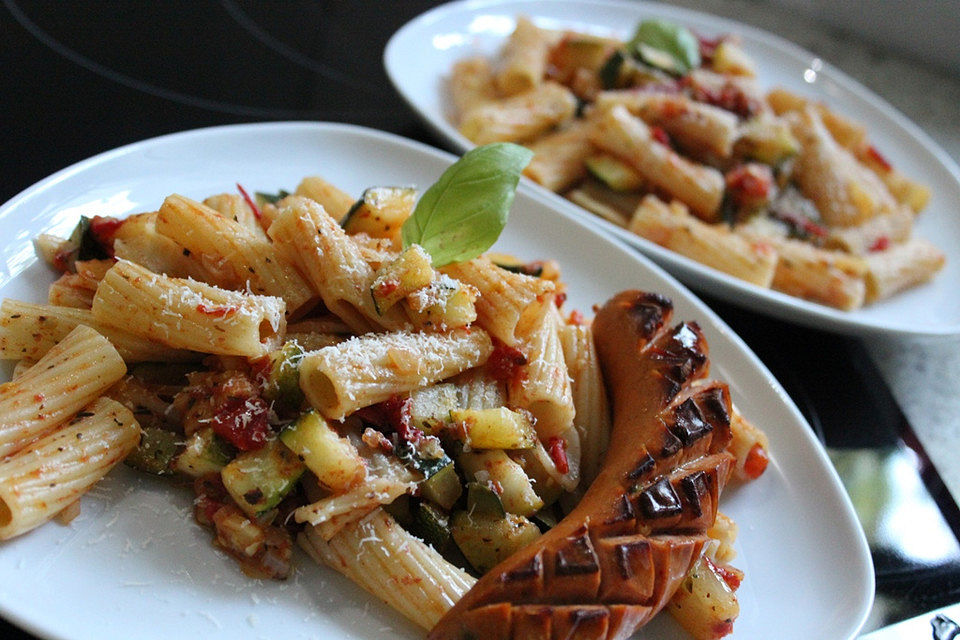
left=558, top=321, right=611, bottom=488
left=508, top=305, right=575, bottom=441
left=523, top=120, right=593, bottom=192
left=294, top=176, right=356, bottom=222
left=156, top=194, right=315, bottom=316
left=0, top=396, right=140, bottom=540
left=590, top=105, right=725, bottom=220
left=91, top=259, right=285, bottom=357
left=0, top=325, right=126, bottom=458
left=864, top=238, right=946, bottom=303
left=267, top=196, right=407, bottom=333
left=594, top=90, right=739, bottom=159
left=442, top=256, right=554, bottom=346
left=0, top=299, right=198, bottom=363
left=629, top=195, right=778, bottom=288
left=300, top=327, right=493, bottom=420
left=495, top=16, right=552, bottom=96
left=459, top=81, right=577, bottom=145
left=299, top=508, right=475, bottom=630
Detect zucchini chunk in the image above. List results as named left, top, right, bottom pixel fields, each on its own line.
left=262, top=341, right=306, bottom=412
left=341, top=186, right=417, bottom=240
left=451, top=508, right=541, bottom=573
left=406, top=275, right=478, bottom=330
left=420, top=461, right=463, bottom=510
left=408, top=383, right=460, bottom=434
left=585, top=153, right=646, bottom=192
left=174, top=428, right=234, bottom=477
left=125, top=427, right=180, bottom=476
left=450, top=407, right=536, bottom=449
left=370, top=244, right=434, bottom=315
left=416, top=501, right=454, bottom=553
left=458, top=450, right=543, bottom=516
left=280, top=411, right=366, bottom=493
left=221, top=438, right=305, bottom=518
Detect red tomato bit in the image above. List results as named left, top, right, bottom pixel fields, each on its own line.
left=211, top=395, right=270, bottom=451
left=650, top=126, right=671, bottom=147
left=89, top=215, right=124, bottom=256
left=705, top=556, right=744, bottom=591
left=742, top=442, right=769, bottom=479
left=486, top=341, right=528, bottom=384
left=866, top=145, right=893, bottom=172
left=547, top=436, right=570, bottom=475
left=383, top=395, right=423, bottom=446
left=236, top=183, right=263, bottom=220
left=869, top=235, right=890, bottom=252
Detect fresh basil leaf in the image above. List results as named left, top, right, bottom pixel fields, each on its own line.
left=627, top=19, right=700, bottom=75
left=401, top=143, right=533, bottom=267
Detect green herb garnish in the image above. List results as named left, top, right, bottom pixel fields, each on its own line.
left=401, top=143, right=533, bottom=267
left=627, top=19, right=700, bottom=75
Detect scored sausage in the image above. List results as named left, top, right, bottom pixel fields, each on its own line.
left=429, top=290, right=737, bottom=640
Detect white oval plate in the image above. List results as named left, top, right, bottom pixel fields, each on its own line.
left=384, top=0, right=960, bottom=338
left=0, top=122, right=872, bottom=640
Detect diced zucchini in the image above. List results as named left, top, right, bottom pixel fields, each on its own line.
left=530, top=505, right=561, bottom=532
left=711, top=39, right=756, bottom=76
left=736, top=116, right=799, bottom=166
left=416, top=501, right=453, bottom=552
left=450, top=407, right=536, bottom=449
left=552, top=34, right=614, bottom=76
left=263, top=341, right=305, bottom=412
left=395, top=435, right=452, bottom=480
left=384, top=493, right=415, bottom=530
left=584, top=154, right=646, bottom=192
left=408, top=383, right=459, bottom=434
left=125, top=427, right=180, bottom=476
left=667, top=555, right=740, bottom=638
left=341, top=186, right=417, bottom=239
left=279, top=411, right=366, bottom=493
left=405, top=275, right=478, bottom=330
left=458, top=450, right=543, bottom=516
left=451, top=510, right=541, bottom=574
left=508, top=448, right=564, bottom=507
left=56, top=216, right=111, bottom=272
left=599, top=49, right=634, bottom=89
left=465, top=481, right=506, bottom=518
left=221, top=438, right=305, bottom=518
left=420, top=461, right=463, bottom=510
left=174, top=428, right=234, bottom=477
left=370, top=245, right=434, bottom=315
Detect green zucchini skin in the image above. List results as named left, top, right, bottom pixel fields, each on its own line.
left=221, top=438, right=305, bottom=518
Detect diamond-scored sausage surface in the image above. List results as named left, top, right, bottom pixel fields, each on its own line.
left=429, top=291, right=737, bottom=640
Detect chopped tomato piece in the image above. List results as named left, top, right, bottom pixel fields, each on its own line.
left=486, top=341, right=528, bottom=384
left=236, top=183, right=263, bottom=220
left=650, top=126, right=671, bottom=146
left=742, top=442, right=769, bottom=479
left=865, top=145, right=892, bottom=172
left=211, top=394, right=270, bottom=451
left=547, top=436, right=570, bottom=474
left=869, top=236, right=890, bottom=252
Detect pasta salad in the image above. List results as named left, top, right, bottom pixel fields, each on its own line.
left=448, top=16, right=945, bottom=310
left=0, top=145, right=768, bottom=640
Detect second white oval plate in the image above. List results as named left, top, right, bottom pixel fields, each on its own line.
left=0, top=122, right=871, bottom=639
left=385, top=0, right=960, bottom=337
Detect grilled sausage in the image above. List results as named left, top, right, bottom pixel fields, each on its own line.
left=429, top=291, right=736, bottom=640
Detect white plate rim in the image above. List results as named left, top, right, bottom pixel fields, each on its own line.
left=0, top=121, right=874, bottom=640
left=384, top=0, right=960, bottom=338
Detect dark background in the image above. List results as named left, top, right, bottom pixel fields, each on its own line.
left=2, top=1, right=959, bottom=637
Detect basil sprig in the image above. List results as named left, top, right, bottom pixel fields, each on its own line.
left=401, top=143, right=533, bottom=267
left=627, top=19, right=701, bottom=75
